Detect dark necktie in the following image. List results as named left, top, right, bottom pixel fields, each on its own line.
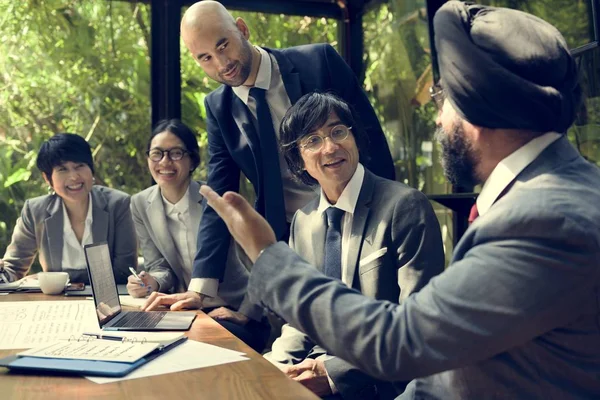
left=468, top=203, right=479, bottom=225
left=248, top=87, right=286, bottom=239
left=323, top=207, right=345, bottom=280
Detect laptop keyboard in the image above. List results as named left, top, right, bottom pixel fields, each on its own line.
left=111, top=311, right=167, bottom=328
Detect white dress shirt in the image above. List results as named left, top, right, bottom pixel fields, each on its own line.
left=477, top=132, right=561, bottom=216
left=61, top=194, right=93, bottom=272
left=162, top=189, right=194, bottom=285
left=163, top=187, right=225, bottom=308
left=316, top=163, right=365, bottom=286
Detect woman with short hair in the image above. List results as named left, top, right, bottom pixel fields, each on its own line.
left=0, top=133, right=137, bottom=284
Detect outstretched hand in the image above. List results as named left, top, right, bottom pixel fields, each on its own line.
left=199, top=185, right=276, bottom=262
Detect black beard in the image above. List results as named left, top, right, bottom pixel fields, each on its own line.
left=435, top=124, right=480, bottom=188
left=217, top=38, right=253, bottom=87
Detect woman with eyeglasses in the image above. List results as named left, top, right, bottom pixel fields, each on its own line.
left=0, top=133, right=137, bottom=284
left=128, top=119, right=270, bottom=352
left=126, top=119, right=203, bottom=296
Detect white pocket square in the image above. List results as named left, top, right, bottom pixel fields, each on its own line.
left=359, top=247, right=388, bottom=267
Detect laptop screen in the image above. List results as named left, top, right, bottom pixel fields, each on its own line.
left=84, top=243, right=122, bottom=326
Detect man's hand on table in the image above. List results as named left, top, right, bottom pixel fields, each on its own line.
left=207, top=307, right=249, bottom=325
left=280, top=358, right=332, bottom=397
left=199, top=185, right=276, bottom=263
left=141, top=290, right=205, bottom=311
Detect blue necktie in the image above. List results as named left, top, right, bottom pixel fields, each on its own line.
left=324, top=207, right=345, bottom=280
left=249, top=87, right=286, bottom=239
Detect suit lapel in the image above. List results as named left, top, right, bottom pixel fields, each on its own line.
left=310, top=210, right=327, bottom=272
left=344, top=171, right=375, bottom=287
left=91, top=187, right=109, bottom=244
left=189, top=180, right=203, bottom=230
left=45, top=196, right=64, bottom=271
left=145, top=187, right=178, bottom=267
left=269, top=48, right=302, bottom=104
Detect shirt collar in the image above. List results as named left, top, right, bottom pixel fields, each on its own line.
left=232, top=46, right=271, bottom=105
left=477, top=132, right=561, bottom=216
left=62, top=193, right=93, bottom=233
left=162, top=185, right=190, bottom=216
left=317, top=163, right=365, bottom=215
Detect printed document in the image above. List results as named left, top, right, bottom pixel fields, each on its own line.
left=0, top=301, right=98, bottom=349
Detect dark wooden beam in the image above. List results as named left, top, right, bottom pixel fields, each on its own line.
left=151, top=0, right=182, bottom=126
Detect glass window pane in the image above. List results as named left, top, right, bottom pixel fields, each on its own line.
left=569, top=46, right=600, bottom=164
left=363, top=0, right=448, bottom=195
left=475, top=0, right=596, bottom=49
left=363, top=1, right=453, bottom=260
left=0, top=1, right=150, bottom=253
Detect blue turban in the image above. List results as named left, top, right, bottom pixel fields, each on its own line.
left=433, top=1, right=581, bottom=133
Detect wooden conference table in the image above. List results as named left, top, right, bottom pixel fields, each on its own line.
left=0, top=293, right=318, bottom=400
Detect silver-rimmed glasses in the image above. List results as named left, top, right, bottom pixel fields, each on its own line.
left=298, top=125, right=352, bottom=152
left=430, top=83, right=445, bottom=111
left=146, top=147, right=188, bottom=162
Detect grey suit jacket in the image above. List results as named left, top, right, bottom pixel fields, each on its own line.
left=265, top=169, right=445, bottom=399
left=249, top=136, right=600, bottom=399
left=130, top=180, right=251, bottom=312
left=2, top=185, right=136, bottom=284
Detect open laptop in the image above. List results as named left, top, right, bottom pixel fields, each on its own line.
left=84, top=242, right=196, bottom=331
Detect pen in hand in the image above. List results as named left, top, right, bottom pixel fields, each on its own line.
left=129, top=267, right=145, bottom=287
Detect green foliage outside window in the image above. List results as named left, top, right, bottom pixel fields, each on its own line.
left=0, top=0, right=598, bottom=259
left=0, top=1, right=340, bottom=253
left=0, top=0, right=152, bottom=251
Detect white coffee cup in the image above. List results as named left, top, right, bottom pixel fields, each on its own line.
left=38, top=272, right=69, bottom=295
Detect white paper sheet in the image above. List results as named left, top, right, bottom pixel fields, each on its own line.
left=85, top=340, right=249, bottom=384
left=0, top=301, right=99, bottom=349
left=19, top=339, right=159, bottom=362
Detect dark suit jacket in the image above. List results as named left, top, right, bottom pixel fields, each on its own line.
left=193, top=43, right=395, bottom=287
left=265, top=169, right=444, bottom=399
left=2, top=186, right=137, bottom=284
left=248, top=136, right=600, bottom=399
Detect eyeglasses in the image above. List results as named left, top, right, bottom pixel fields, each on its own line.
left=146, top=147, right=188, bottom=162
left=298, top=125, right=352, bottom=152
left=430, top=83, right=445, bottom=111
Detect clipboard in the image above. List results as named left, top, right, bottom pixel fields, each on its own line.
left=0, top=337, right=187, bottom=377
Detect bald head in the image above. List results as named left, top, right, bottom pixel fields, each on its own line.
left=181, top=1, right=236, bottom=35
left=180, top=1, right=258, bottom=87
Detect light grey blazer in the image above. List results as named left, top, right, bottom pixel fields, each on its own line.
left=2, top=185, right=136, bottom=284
left=130, top=180, right=250, bottom=311
left=265, top=169, right=445, bottom=399
left=249, top=136, right=600, bottom=399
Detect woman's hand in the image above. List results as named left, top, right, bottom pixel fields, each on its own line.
left=126, top=271, right=158, bottom=298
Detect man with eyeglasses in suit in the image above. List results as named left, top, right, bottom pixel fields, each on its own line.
left=262, top=92, right=444, bottom=399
